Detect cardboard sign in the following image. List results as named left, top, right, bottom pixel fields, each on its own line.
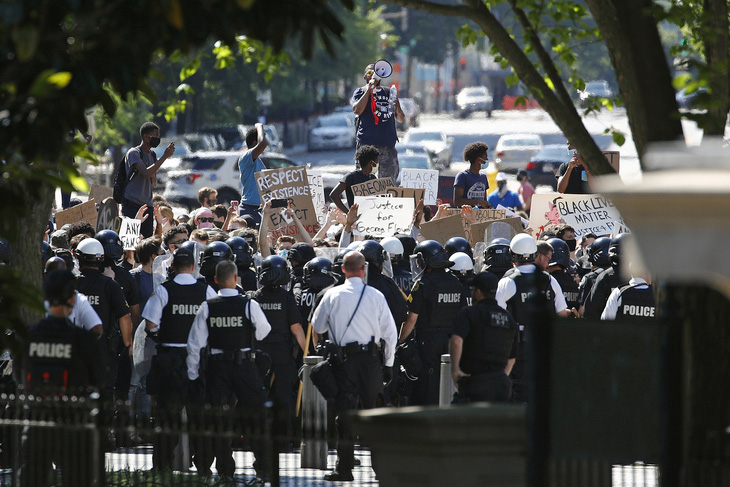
left=437, top=176, right=456, bottom=207
left=401, top=169, right=439, bottom=205
left=603, top=151, right=620, bottom=174
left=469, top=218, right=524, bottom=247
left=96, top=197, right=121, bottom=233
left=256, top=165, right=320, bottom=239
left=89, top=184, right=113, bottom=203
left=55, top=199, right=98, bottom=229
left=448, top=208, right=506, bottom=223
left=351, top=177, right=394, bottom=197
left=419, top=214, right=466, bottom=246
left=353, top=196, right=414, bottom=238
left=307, top=171, right=327, bottom=226
left=527, top=192, right=627, bottom=238
left=384, top=186, right=424, bottom=205
left=119, top=217, right=142, bottom=251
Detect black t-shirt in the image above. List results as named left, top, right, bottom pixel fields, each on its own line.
left=112, top=264, right=140, bottom=307
left=250, top=286, right=303, bottom=342
left=77, top=268, right=130, bottom=333
left=342, top=170, right=376, bottom=207
left=556, top=161, right=591, bottom=194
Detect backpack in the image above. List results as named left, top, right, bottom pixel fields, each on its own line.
left=112, top=147, right=143, bottom=203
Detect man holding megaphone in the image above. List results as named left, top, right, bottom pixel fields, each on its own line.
left=352, top=60, right=405, bottom=181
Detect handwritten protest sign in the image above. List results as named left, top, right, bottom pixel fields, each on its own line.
left=89, top=185, right=113, bottom=203
left=385, top=186, right=424, bottom=205
left=351, top=177, right=394, bottom=197
left=446, top=207, right=506, bottom=243
left=401, top=169, right=439, bottom=205
left=527, top=192, right=627, bottom=238
left=307, top=171, right=326, bottom=226
left=353, top=196, right=414, bottom=238
left=469, top=218, right=524, bottom=247
left=56, top=199, right=98, bottom=229
left=119, top=217, right=142, bottom=251
left=96, top=198, right=121, bottom=233
left=419, top=214, right=466, bottom=245
left=256, top=165, right=320, bottom=239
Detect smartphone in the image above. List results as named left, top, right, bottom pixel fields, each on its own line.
left=231, top=201, right=239, bottom=210
left=271, top=199, right=288, bottom=208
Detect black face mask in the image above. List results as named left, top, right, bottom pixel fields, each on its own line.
left=566, top=239, right=577, bottom=252
left=149, top=136, right=161, bottom=148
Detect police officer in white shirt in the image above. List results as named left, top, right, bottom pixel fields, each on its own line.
left=601, top=268, right=655, bottom=321
left=312, top=251, right=397, bottom=482
left=186, top=260, right=271, bottom=482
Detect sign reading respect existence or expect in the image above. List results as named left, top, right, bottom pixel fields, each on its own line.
left=400, top=169, right=439, bottom=205
left=527, top=192, right=628, bottom=238
left=256, top=165, right=320, bottom=239
left=353, top=196, right=414, bottom=238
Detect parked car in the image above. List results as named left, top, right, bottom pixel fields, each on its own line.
left=456, top=86, right=494, bottom=118
left=199, top=124, right=283, bottom=153
left=578, top=80, right=613, bottom=107
left=402, top=129, right=454, bottom=165
left=397, top=98, right=420, bottom=130
left=163, top=150, right=298, bottom=208
left=308, top=114, right=356, bottom=151
left=152, top=133, right=221, bottom=189
left=676, top=86, right=709, bottom=110
left=525, top=144, right=571, bottom=189
left=395, top=143, right=444, bottom=170
left=494, top=133, right=543, bottom=172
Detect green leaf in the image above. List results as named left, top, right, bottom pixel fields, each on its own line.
left=68, top=172, right=89, bottom=193
left=47, top=72, right=72, bottom=89
left=612, top=131, right=625, bottom=146
left=180, top=57, right=201, bottom=82
left=505, top=72, right=520, bottom=87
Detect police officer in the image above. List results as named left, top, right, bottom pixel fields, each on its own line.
left=449, top=251, right=475, bottom=306
left=484, top=238, right=512, bottom=278
left=226, top=236, right=258, bottom=292
left=577, top=236, right=612, bottom=316
left=399, top=240, right=467, bottom=406
left=444, top=236, right=473, bottom=260
left=496, top=234, right=570, bottom=403
left=143, top=243, right=216, bottom=472
left=546, top=238, right=580, bottom=314
left=584, top=233, right=631, bottom=319
left=249, top=255, right=306, bottom=438
left=20, top=270, right=104, bottom=487
left=601, top=265, right=656, bottom=321
left=312, top=251, right=397, bottom=481
left=200, top=241, right=234, bottom=292
left=295, top=257, right=337, bottom=354
left=187, top=260, right=272, bottom=483
left=74, top=238, right=132, bottom=399
left=357, top=240, right=407, bottom=329
left=450, top=272, right=519, bottom=403
left=287, top=242, right=317, bottom=291
left=383, top=235, right=414, bottom=294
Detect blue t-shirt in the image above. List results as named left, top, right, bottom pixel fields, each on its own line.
left=238, top=148, right=266, bottom=206
left=352, top=86, right=397, bottom=147
left=130, top=267, right=154, bottom=316
left=454, top=170, right=488, bottom=201
left=488, top=189, right=522, bottom=209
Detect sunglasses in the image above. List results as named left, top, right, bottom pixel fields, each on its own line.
left=169, top=239, right=188, bottom=246
left=198, top=217, right=214, bottom=223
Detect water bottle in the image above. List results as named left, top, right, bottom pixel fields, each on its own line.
left=389, top=84, right=398, bottom=114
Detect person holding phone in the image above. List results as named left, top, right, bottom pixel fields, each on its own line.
left=237, top=123, right=268, bottom=228
left=123, top=122, right=175, bottom=237
left=556, top=143, right=592, bottom=194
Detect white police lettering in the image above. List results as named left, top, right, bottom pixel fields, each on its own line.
left=622, top=305, right=655, bottom=317
left=437, top=293, right=461, bottom=304
left=466, top=296, right=472, bottom=306
left=565, top=291, right=579, bottom=302
left=29, top=342, right=72, bottom=359
left=87, top=295, right=100, bottom=305
left=209, top=316, right=244, bottom=327
left=491, top=312, right=511, bottom=329
left=301, top=292, right=316, bottom=307
left=260, top=302, right=282, bottom=310
left=171, top=304, right=200, bottom=315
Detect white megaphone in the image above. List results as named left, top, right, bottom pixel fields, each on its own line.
left=372, top=59, right=393, bottom=80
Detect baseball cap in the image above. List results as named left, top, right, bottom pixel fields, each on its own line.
left=50, top=229, right=69, bottom=249
left=495, top=172, right=508, bottom=182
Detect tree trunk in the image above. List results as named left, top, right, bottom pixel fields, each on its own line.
left=700, top=0, right=729, bottom=136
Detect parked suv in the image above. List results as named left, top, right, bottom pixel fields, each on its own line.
left=456, top=86, right=494, bottom=118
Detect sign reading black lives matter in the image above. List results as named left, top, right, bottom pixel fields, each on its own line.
left=527, top=193, right=627, bottom=238
left=256, top=165, right=320, bottom=239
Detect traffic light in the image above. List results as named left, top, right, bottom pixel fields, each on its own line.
left=460, top=57, right=466, bottom=70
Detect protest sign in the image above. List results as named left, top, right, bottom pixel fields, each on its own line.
left=119, top=217, right=142, bottom=251
left=419, top=214, right=466, bottom=246
left=96, top=198, right=121, bottom=233
left=56, top=199, right=98, bottom=229
left=603, top=151, right=620, bottom=173
left=401, top=169, right=439, bottom=205
left=448, top=207, right=506, bottom=223
left=307, top=171, right=327, bottom=226
left=384, top=186, right=424, bottom=205
left=527, top=192, right=627, bottom=238
left=437, top=176, right=455, bottom=207
left=89, top=184, right=114, bottom=203
left=351, top=177, right=394, bottom=197
left=256, top=165, right=320, bottom=239
left=353, top=196, right=414, bottom=238
left=469, top=218, right=524, bottom=247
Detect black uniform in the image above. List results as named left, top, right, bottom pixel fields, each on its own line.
left=76, top=268, right=130, bottom=397
left=584, top=267, right=627, bottom=319
left=392, top=264, right=413, bottom=295
left=451, top=299, right=519, bottom=403
left=407, top=269, right=467, bottom=405
left=110, top=263, right=140, bottom=404
left=20, top=316, right=104, bottom=487
left=367, top=271, right=407, bottom=330
left=577, top=265, right=609, bottom=310
left=615, top=284, right=656, bottom=320
left=551, top=268, right=580, bottom=312
left=239, top=267, right=258, bottom=292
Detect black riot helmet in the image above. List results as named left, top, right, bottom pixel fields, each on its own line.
left=303, top=257, right=336, bottom=291
left=95, top=229, right=125, bottom=263
left=287, top=242, right=316, bottom=269
left=414, top=240, right=453, bottom=270
left=587, top=237, right=612, bottom=267
left=41, top=240, right=51, bottom=268
left=201, top=241, right=233, bottom=278
left=258, top=255, right=290, bottom=287
left=395, top=234, right=417, bottom=263
left=484, top=238, right=511, bottom=273
left=332, top=248, right=353, bottom=284
left=357, top=240, right=386, bottom=273
left=43, top=270, right=77, bottom=307
left=609, top=233, right=630, bottom=268
left=226, top=236, right=254, bottom=270
left=547, top=238, right=571, bottom=269
left=444, top=237, right=473, bottom=259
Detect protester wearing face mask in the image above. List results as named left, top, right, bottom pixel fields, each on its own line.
left=194, top=209, right=216, bottom=229
left=454, top=142, right=492, bottom=208
left=487, top=173, right=523, bottom=211
left=556, top=224, right=578, bottom=253
left=122, top=122, right=175, bottom=238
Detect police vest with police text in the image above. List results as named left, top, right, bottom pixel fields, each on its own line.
left=159, top=280, right=209, bottom=344
left=506, top=269, right=555, bottom=335
left=551, top=269, right=580, bottom=311
left=417, top=270, right=465, bottom=333
left=252, top=287, right=292, bottom=343
left=76, top=269, right=115, bottom=333
left=460, top=302, right=518, bottom=373
left=206, top=295, right=254, bottom=350
left=25, top=317, right=87, bottom=395
left=615, top=284, right=656, bottom=320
